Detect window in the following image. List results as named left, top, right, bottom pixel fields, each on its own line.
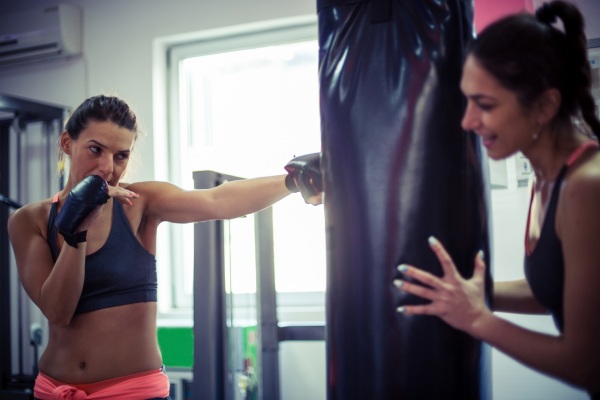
left=161, top=17, right=325, bottom=317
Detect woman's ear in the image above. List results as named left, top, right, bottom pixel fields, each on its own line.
left=536, top=88, right=561, bottom=125
left=59, top=131, right=72, bottom=155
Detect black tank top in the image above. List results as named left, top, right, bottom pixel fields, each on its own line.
left=524, top=141, right=599, bottom=332
left=47, top=197, right=157, bottom=315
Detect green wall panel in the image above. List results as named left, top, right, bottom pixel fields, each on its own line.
left=157, top=326, right=194, bottom=368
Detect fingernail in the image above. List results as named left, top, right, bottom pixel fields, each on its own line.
left=478, top=250, right=484, bottom=259
left=393, top=279, right=404, bottom=288
left=397, top=264, right=408, bottom=273
left=428, top=236, right=439, bottom=246
left=397, top=306, right=406, bottom=313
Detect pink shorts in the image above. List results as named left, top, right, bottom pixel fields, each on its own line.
left=33, top=367, right=170, bottom=400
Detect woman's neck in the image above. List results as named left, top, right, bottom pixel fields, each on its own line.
left=526, top=124, right=584, bottom=183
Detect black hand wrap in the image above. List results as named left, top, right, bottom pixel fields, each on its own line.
left=284, top=153, right=323, bottom=201
left=56, top=175, right=110, bottom=248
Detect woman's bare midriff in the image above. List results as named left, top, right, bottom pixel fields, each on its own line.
left=39, top=302, right=162, bottom=384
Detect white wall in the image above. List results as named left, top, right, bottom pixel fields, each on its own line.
left=0, top=1, right=322, bottom=399
left=1, top=1, right=599, bottom=399
left=0, top=0, right=316, bottom=183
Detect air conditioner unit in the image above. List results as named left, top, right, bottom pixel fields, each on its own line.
left=0, top=4, right=82, bottom=66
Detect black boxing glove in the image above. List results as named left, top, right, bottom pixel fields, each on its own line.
left=56, top=175, right=110, bottom=248
left=284, top=153, right=323, bottom=201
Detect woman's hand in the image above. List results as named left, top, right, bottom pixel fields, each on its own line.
left=109, top=185, right=139, bottom=206
left=394, top=236, right=491, bottom=335
left=74, top=185, right=138, bottom=232
left=304, top=192, right=323, bottom=206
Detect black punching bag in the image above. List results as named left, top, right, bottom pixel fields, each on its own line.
left=319, top=0, right=492, bottom=399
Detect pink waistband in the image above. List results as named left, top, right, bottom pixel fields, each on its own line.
left=34, top=368, right=169, bottom=400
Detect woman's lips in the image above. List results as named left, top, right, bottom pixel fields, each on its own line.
left=480, top=134, right=496, bottom=149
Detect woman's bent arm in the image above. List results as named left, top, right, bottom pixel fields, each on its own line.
left=8, top=204, right=86, bottom=326
left=493, top=279, right=547, bottom=314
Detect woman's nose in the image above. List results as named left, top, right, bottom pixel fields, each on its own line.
left=98, top=154, right=113, bottom=175
left=461, top=103, right=480, bottom=131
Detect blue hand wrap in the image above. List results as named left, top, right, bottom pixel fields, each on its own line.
left=56, top=175, right=110, bottom=248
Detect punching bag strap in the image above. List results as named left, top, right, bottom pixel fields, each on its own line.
left=370, top=0, right=392, bottom=23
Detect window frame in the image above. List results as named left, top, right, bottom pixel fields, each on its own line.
left=157, top=15, right=320, bottom=315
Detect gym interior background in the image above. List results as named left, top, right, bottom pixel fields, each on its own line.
left=0, top=0, right=599, bottom=399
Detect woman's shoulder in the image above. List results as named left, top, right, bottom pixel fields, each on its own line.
left=567, top=148, right=600, bottom=180
left=117, top=181, right=186, bottom=218
left=561, top=150, right=600, bottom=206
left=10, top=196, right=54, bottom=218
left=7, top=197, right=54, bottom=236
left=118, top=180, right=180, bottom=193
left=118, top=181, right=186, bottom=207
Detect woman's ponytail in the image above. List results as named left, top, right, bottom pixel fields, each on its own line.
left=538, top=1, right=600, bottom=137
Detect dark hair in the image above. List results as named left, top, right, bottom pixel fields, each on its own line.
left=65, top=94, right=138, bottom=138
left=468, top=0, right=600, bottom=137
left=58, top=95, right=138, bottom=175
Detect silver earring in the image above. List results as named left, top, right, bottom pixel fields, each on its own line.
left=532, top=127, right=541, bottom=141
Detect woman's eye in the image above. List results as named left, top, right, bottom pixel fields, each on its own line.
left=477, top=103, right=494, bottom=111
left=90, top=146, right=100, bottom=154
left=116, top=153, right=129, bottom=161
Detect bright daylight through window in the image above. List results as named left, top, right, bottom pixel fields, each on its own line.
left=164, top=26, right=325, bottom=316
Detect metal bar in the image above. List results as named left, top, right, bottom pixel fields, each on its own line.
left=193, top=171, right=243, bottom=400
left=255, top=207, right=279, bottom=400
left=193, top=170, right=319, bottom=400
left=0, top=93, right=66, bottom=123
left=0, top=95, right=65, bottom=398
left=15, top=125, right=24, bottom=377
left=193, top=171, right=226, bottom=400
left=43, top=121, right=52, bottom=196
left=0, top=194, right=21, bottom=209
left=278, top=325, right=325, bottom=342
left=0, top=122, right=11, bottom=387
